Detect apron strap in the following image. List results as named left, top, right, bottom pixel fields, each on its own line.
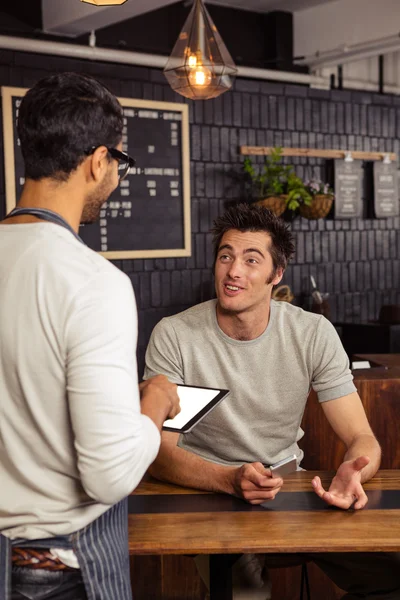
left=5, top=207, right=85, bottom=245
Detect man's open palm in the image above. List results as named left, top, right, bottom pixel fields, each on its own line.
left=311, top=456, right=370, bottom=510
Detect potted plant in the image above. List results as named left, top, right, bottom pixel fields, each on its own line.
left=242, top=147, right=312, bottom=217
left=300, top=178, right=334, bottom=219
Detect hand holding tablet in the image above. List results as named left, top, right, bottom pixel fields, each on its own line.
left=162, top=385, right=230, bottom=433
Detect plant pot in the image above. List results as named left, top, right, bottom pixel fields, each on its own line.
left=254, top=195, right=287, bottom=217
left=299, top=194, right=334, bottom=220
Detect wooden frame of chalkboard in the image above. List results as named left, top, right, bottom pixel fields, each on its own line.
left=1, top=86, right=191, bottom=260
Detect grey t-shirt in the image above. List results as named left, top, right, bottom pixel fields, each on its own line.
left=144, top=299, right=356, bottom=468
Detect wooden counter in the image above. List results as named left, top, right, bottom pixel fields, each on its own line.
left=130, top=471, right=400, bottom=600
left=131, top=354, right=400, bottom=599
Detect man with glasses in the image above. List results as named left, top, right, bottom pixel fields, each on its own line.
left=0, top=72, right=180, bottom=600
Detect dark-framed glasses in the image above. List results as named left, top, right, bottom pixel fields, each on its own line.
left=85, top=146, right=136, bottom=181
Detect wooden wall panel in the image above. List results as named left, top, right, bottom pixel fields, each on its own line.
left=300, top=375, right=400, bottom=470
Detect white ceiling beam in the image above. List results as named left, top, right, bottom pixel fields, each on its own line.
left=41, top=0, right=178, bottom=37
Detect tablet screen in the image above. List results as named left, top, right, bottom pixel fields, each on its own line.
left=162, top=385, right=230, bottom=433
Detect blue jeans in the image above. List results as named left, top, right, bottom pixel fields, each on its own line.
left=11, top=567, right=87, bottom=600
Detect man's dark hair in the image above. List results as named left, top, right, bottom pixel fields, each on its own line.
left=211, top=203, right=295, bottom=272
left=17, top=72, right=123, bottom=182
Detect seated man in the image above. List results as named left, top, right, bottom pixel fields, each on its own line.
left=144, top=203, right=400, bottom=599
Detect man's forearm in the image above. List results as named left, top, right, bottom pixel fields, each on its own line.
left=149, top=443, right=236, bottom=495
left=343, top=433, right=381, bottom=483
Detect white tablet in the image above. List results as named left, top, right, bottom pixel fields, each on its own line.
left=162, top=384, right=230, bottom=433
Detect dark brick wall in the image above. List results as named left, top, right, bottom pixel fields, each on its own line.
left=0, top=49, right=399, bottom=375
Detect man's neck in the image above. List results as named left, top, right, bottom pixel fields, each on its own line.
left=9, top=179, right=84, bottom=233
left=216, top=302, right=272, bottom=341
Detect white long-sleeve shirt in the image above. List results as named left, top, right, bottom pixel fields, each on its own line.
left=0, top=222, right=160, bottom=540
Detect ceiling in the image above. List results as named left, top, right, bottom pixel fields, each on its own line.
left=40, top=0, right=339, bottom=37
left=208, top=0, right=338, bottom=12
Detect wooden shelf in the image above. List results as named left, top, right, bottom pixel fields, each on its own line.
left=240, top=146, right=397, bottom=161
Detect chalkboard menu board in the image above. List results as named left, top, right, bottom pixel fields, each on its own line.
left=1, top=86, right=191, bottom=259
left=373, top=160, right=399, bottom=218
left=334, top=159, right=363, bottom=219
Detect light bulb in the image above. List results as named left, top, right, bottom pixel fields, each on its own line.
left=187, top=54, right=197, bottom=68
left=188, top=65, right=212, bottom=88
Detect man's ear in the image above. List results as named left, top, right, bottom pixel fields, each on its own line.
left=271, top=267, right=284, bottom=286
left=88, top=146, right=109, bottom=182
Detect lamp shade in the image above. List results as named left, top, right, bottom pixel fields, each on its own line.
left=164, top=0, right=237, bottom=100
left=80, top=0, right=128, bottom=5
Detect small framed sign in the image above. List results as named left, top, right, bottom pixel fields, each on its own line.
left=373, top=160, right=399, bottom=218
left=334, top=159, right=363, bottom=219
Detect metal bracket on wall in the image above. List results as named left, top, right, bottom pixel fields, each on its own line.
left=240, top=147, right=397, bottom=162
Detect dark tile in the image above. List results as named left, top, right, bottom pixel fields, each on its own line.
left=313, top=232, right=321, bottom=263
left=191, top=125, right=201, bottom=161
left=251, top=94, right=260, bottom=128
left=375, top=229, right=383, bottom=259
left=336, top=231, right=345, bottom=261
left=336, top=103, right=344, bottom=133
left=181, top=270, right=193, bottom=304
left=367, top=230, right=376, bottom=259
left=320, top=101, right=328, bottom=133
left=328, top=102, right=336, bottom=133
left=139, top=272, right=151, bottom=309
left=161, top=271, right=172, bottom=307
left=331, top=89, right=352, bottom=102
left=260, top=82, right=284, bottom=95
left=341, top=263, right=349, bottom=292
left=195, top=163, right=205, bottom=197
left=382, top=107, right=389, bottom=138
left=371, top=260, right=378, bottom=289
left=204, top=98, right=214, bottom=125
left=220, top=127, right=231, bottom=162
left=150, top=271, right=161, bottom=307
left=278, top=99, right=286, bottom=130
left=205, top=163, right=215, bottom=198
left=304, top=99, right=312, bottom=131
left=308, top=88, right=330, bottom=99
left=311, top=100, right=321, bottom=132
left=348, top=262, right=357, bottom=292
left=242, top=93, right=252, bottom=127
left=284, top=84, right=309, bottom=97
left=371, top=93, right=393, bottom=106
left=223, top=92, right=233, bottom=126
left=213, top=96, right=224, bottom=126
left=201, top=126, right=211, bottom=161
left=295, top=231, right=305, bottom=263
left=352, top=230, right=360, bottom=261
left=360, top=105, right=368, bottom=135
left=233, top=93, right=242, bottom=127
left=170, top=270, right=183, bottom=305
left=269, top=95, right=278, bottom=129
left=378, top=259, right=386, bottom=290
left=364, top=260, right=371, bottom=290
left=260, top=96, right=269, bottom=128
left=235, top=79, right=260, bottom=93
left=333, top=262, right=342, bottom=293
left=195, top=233, right=206, bottom=268
left=144, top=259, right=155, bottom=272
left=211, top=127, right=220, bottom=163
left=296, top=98, right=304, bottom=130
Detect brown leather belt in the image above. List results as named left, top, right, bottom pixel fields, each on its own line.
left=12, top=548, right=73, bottom=571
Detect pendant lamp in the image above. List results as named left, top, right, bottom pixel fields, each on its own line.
left=164, top=0, right=237, bottom=100
left=80, top=0, right=127, bottom=5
